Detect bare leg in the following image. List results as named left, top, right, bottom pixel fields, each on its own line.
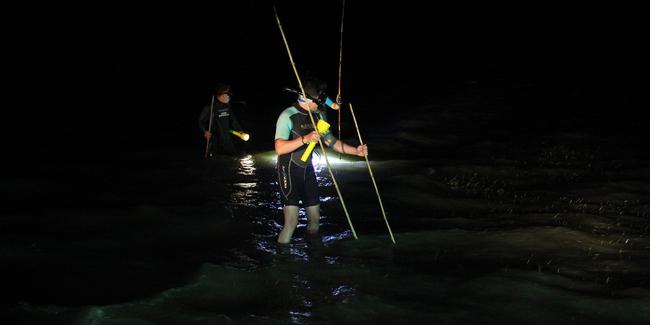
left=305, top=204, right=321, bottom=235
left=278, top=205, right=299, bottom=244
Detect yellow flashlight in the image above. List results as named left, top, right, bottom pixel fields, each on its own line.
left=300, top=119, right=330, bottom=162
left=229, top=130, right=250, bottom=141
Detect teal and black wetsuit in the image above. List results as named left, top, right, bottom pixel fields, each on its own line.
left=275, top=103, right=337, bottom=206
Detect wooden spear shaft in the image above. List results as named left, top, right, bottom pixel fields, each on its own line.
left=273, top=7, right=358, bottom=239
left=349, top=103, right=396, bottom=244
left=204, top=95, right=215, bottom=159
left=337, top=0, right=345, bottom=160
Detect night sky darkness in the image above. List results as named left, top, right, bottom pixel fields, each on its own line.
left=4, top=1, right=650, bottom=323
left=10, top=1, right=647, bottom=161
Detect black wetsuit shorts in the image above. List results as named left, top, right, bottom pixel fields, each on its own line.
left=277, top=158, right=320, bottom=207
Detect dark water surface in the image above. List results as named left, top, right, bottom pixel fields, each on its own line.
left=2, top=104, right=649, bottom=324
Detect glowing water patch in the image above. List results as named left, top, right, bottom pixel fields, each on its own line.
left=264, top=151, right=358, bottom=168
left=322, top=230, right=353, bottom=245
left=254, top=150, right=279, bottom=167
left=230, top=181, right=259, bottom=207
left=325, top=256, right=339, bottom=264
left=312, top=152, right=357, bottom=168
left=232, top=182, right=257, bottom=189
left=255, top=240, right=280, bottom=254
left=290, top=310, right=312, bottom=323
left=237, top=154, right=256, bottom=176
left=332, top=285, right=355, bottom=297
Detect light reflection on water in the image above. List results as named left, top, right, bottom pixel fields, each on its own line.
left=290, top=309, right=312, bottom=324
left=230, top=155, right=259, bottom=208
left=332, top=285, right=355, bottom=297
left=322, top=231, right=353, bottom=245
left=324, top=256, right=339, bottom=265
left=320, top=195, right=336, bottom=203
left=267, top=151, right=357, bottom=168
left=232, top=182, right=257, bottom=189
left=62, top=128, right=650, bottom=324
left=311, top=152, right=357, bottom=168
left=226, top=151, right=358, bottom=321
left=254, top=239, right=280, bottom=255
left=229, top=153, right=352, bottom=251
left=237, top=154, right=256, bottom=176
left=316, top=174, right=333, bottom=187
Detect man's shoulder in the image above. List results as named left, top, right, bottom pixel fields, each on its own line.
left=278, top=106, right=299, bottom=119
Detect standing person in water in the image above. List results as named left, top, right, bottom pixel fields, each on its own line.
left=274, top=76, right=367, bottom=244
left=199, top=83, right=244, bottom=157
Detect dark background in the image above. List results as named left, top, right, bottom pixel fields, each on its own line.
left=7, top=1, right=647, bottom=163
left=2, top=2, right=649, bottom=320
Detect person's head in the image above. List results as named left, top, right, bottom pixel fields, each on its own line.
left=214, top=83, right=232, bottom=104
left=297, top=76, right=327, bottom=111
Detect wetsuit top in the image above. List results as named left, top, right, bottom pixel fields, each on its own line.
left=199, top=101, right=242, bottom=142
left=275, top=103, right=337, bottom=168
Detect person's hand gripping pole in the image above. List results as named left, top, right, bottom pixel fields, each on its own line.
left=301, top=120, right=330, bottom=162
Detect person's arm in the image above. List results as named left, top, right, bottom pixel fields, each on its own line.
left=329, top=139, right=367, bottom=157
left=323, top=131, right=368, bottom=157
left=275, top=111, right=321, bottom=155
left=320, top=125, right=367, bottom=157
left=275, top=132, right=318, bottom=155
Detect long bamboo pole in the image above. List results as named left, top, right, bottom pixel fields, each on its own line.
left=273, top=7, right=358, bottom=240
left=204, top=95, right=215, bottom=159
left=337, top=0, right=345, bottom=160
left=349, top=103, right=396, bottom=244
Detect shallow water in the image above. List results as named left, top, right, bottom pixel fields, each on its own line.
left=2, top=104, right=649, bottom=324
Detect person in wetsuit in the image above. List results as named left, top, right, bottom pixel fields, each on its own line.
left=199, top=83, right=244, bottom=156
left=274, top=76, right=368, bottom=244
